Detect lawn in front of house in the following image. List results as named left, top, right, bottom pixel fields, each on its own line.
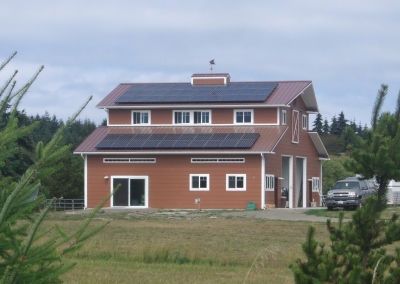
left=39, top=211, right=329, bottom=284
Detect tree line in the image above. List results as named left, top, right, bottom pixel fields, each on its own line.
left=0, top=109, right=97, bottom=199
left=312, top=111, right=368, bottom=156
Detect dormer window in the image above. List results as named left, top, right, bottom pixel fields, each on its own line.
left=132, top=111, right=150, bottom=124
left=173, top=110, right=211, bottom=125
left=234, top=110, right=253, bottom=124
left=302, top=114, right=307, bottom=130
left=282, top=110, right=287, bottom=125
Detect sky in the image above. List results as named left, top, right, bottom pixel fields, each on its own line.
left=1, top=0, right=399, bottom=127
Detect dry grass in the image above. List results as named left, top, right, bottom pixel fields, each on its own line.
left=39, top=211, right=330, bottom=284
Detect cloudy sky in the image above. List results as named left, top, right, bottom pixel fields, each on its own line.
left=1, top=0, right=399, bottom=126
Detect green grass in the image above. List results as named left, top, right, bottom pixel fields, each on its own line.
left=304, top=206, right=400, bottom=219
left=39, top=211, right=331, bottom=284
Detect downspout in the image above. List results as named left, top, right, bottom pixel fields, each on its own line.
left=261, top=153, right=265, bottom=209
left=320, top=161, right=323, bottom=206
left=81, top=154, right=88, bottom=209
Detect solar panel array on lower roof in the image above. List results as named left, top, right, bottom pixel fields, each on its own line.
left=96, top=133, right=260, bottom=150
left=115, top=82, right=278, bottom=104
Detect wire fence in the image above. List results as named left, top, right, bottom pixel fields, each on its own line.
left=45, top=199, right=84, bottom=211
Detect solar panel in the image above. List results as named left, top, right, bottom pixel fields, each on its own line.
left=115, top=82, right=278, bottom=104
left=95, top=132, right=260, bottom=150
left=157, top=140, right=176, bottom=148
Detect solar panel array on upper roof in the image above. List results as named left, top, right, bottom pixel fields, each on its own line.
left=114, top=82, right=278, bottom=104
left=96, top=133, right=260, bottom=150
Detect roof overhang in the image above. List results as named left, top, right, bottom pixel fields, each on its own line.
left=308, top=132, right=330, bottom=159
left=97, top=104, right=288, bottom=110
left=287, top=83, right=319, bottom=112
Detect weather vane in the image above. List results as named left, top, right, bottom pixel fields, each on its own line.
left=209, top=59, right=215, bottom=73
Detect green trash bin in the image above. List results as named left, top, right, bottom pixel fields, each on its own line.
left=246, top=201, right=256, bottom=210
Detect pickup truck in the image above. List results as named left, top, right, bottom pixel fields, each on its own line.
left=325, top=177, right=375, bottom=210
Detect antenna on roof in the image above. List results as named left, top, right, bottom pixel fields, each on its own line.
left=209, top=59, right=215, bottom=73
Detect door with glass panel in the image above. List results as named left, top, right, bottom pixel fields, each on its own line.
left=112, top=177, right=147, bottom=207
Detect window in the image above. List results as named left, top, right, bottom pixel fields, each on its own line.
left=174, top=110, right=210, bottom=124
left=265, top=174, right=275, bottom=191
left=191, top=158, right=245, bottom=163
left=302, top=114, right=307, bottom=130
left=312, top=177, right=320, bottom=192
left=226, top=174, right=246, bottom=191
left=190, top=174, right=209, bottom=191
left=194, top=111, right=209, bottom=124
left=104, top=158, right=156, bottom=163
left=235, top=110, right=253, bottom=124
left=282, top=110, right=287, bottom=125
left=132, top=111, right=150, bottom=124
left=174, top=111, right=190, bottom=124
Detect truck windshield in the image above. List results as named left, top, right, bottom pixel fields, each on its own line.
left=333, top=181, right=360, bottom=190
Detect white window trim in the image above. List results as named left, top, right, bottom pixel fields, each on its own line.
left=191, top=158, right=245, bottom=163
left=173, top=110, right=211, bottom=125
left=234, top=109, right=254, bottom=124
left=226, top=174, right=246, bottom=191
left=302, top=114, right=307, bottom=130
left=292, top=110, right=299, bottom=143
left=103, top=158, right=156, bottom=163
left=190, top=174, right=210, bottom=191
left=265, top=174, right=275, bottom=191
left=312, top=177, right=320, bottom=192
left=282, top=110, right=287, bottom=125
left=132, top=110, right=151, bottom=125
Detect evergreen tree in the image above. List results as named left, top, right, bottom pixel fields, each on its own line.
left=330, top=115, right=340, bottom=136
left=322, top=118, right=330, bottom=135
left=312, top=113, right=323, bottom=134
left=290, top=84, right=400, bottom=283
left=0, top=52, right=111, bottom=283
left=337, top=111, right=348, bottom=136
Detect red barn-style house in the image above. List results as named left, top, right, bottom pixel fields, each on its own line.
left=74, top=73, right=329, bottom=209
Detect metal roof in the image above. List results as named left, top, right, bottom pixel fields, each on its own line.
left=74, top=125, right=288, bottom=154
left=308, top=132, right=330, bottom=159
left=96, top=81, right=318, bottom=112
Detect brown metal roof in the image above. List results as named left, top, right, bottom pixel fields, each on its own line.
left=264, top=81, right=311, bottom=105
left=96, top=81, right=316, bottom=111
left=74, top=125, right=288, bottom=154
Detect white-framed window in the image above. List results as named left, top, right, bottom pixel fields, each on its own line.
left=302, top=114, right=307, bottom=130
left=132, top=111, right=150, bottom=124
left=190, top=174, right=210, bottom=191
left=103, top=158, right=156, bottom=163
left=173, top=110, right=210, bottom=124
left=234, top=109, right=253, bottom=124
left=191, top=158, right=245, bottom=163
left=226, top=174, right=246, bottom=191
left=265, top=174, right=275, bottom=191
left=312, top=177, right=320, bottom=192
left=282, top=110, right=287, bottom=125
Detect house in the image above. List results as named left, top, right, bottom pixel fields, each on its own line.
left=74, top=73, right=329, bottom=209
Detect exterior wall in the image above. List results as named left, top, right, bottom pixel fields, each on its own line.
left=264, top=97, right=322, bottom=207
left=86, top=154, right=262, bottom=209
left=108, top=107, right=278, bottom=125
left=192, top=78, right=226, bottom=85
left=108, top=109, right=131, bottom=124
left=254, top=108, right=277, bottom=124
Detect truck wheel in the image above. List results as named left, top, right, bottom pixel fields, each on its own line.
left=327, top=206, right=333, bottom=211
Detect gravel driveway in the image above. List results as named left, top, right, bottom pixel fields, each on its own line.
left=77, top=207, right=340, bottom=222
left=219, top=208, right=339, bottom=222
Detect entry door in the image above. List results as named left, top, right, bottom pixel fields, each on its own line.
left=112, top=177, right=147, bottom=207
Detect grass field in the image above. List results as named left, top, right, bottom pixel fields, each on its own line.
left=38, top=207, right=400, bottom=284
